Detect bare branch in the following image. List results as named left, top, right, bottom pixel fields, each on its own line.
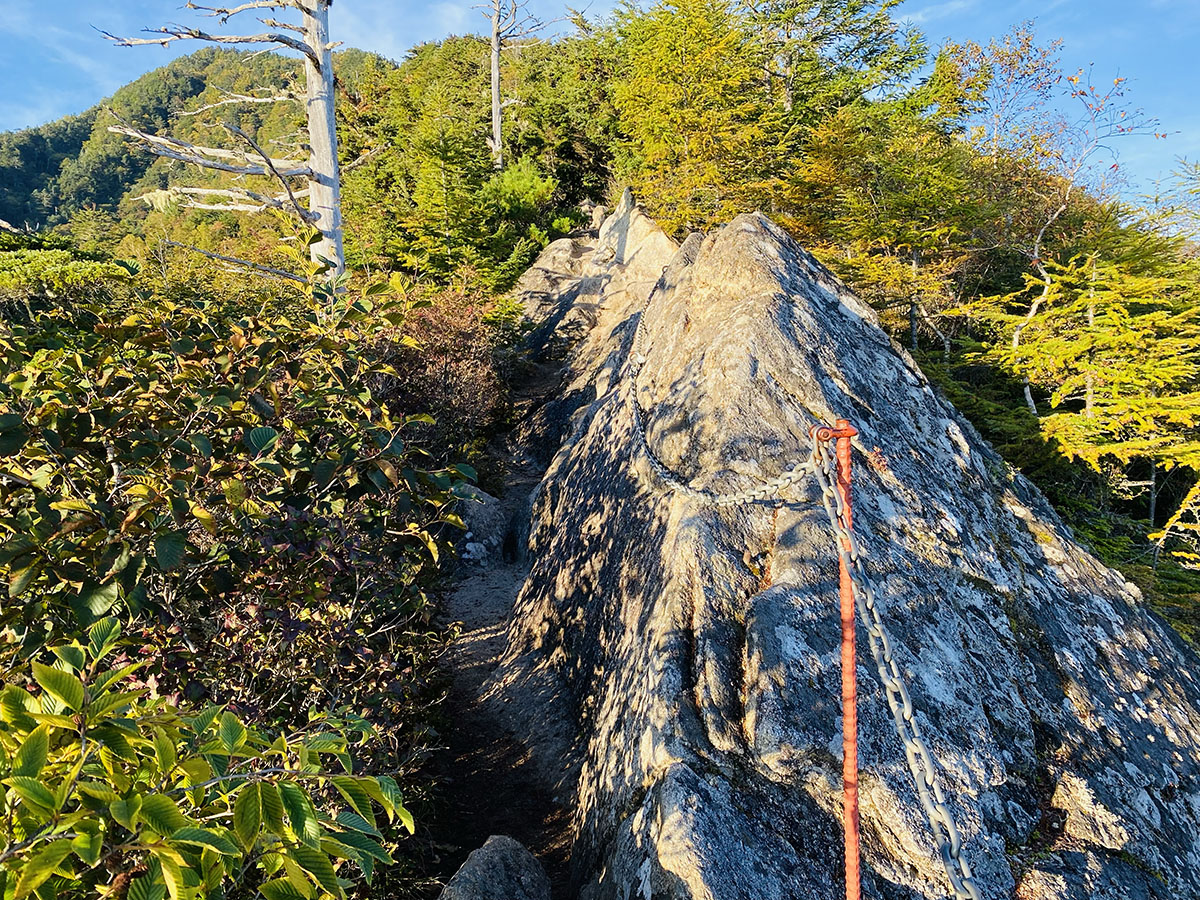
left=149, top=186, right=316, bottom=221
left=101, top=25, right=320, bottom=67
left=184, top=1, right=305, bottom=23
left=107, top=123, right=312, bottom=178
left=343, top=145, right=388, bottom=173
left=0, top=218, right=22, bottom=234
left=258, top=17, right=306, bottom=35
left=224, top=124, right=311, bottom=222
left=179, top=88, right=298, bottom=117
left=163, top=240, right=306, bottom=283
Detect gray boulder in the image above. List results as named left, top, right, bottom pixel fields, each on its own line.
left=492, top=200, right=1200, bottom=899
left=439, top=835, right=552, bottom=900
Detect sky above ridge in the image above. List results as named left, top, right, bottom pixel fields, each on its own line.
left=0, top=0, right=1195, bottom=198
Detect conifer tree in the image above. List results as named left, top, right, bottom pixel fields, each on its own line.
left=613, top=0, right=789, bottom=234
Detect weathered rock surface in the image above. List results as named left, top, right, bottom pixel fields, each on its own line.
left=439, top=835, right=553, bottom=900
left=487, top=191, right=1200, bottom=899
left=455, top=484, right=507, bottom=565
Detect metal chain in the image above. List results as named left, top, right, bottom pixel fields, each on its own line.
left=624, top=285, right=980, bottom=899
left=810, top=436, right=982, bottom=900
left=628, top=290, right=814, bottom=506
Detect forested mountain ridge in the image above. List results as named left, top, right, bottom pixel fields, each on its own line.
left=2, top=2, right=1200, bottom=896
left=0, top=48, right=322, bottom=228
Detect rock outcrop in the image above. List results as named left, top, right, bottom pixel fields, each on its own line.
left=439, top=835, right=553, bottom=900
left=490, top=191, right=1200, bottom=899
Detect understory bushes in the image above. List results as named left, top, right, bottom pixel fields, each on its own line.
left=0, top=236, right=464, bottom=899
left=372, top=274, right=529, bottom=480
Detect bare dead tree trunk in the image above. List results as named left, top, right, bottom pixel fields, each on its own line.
left=490, top=3, right=504, bottom=170
left=909, top=248, right=920, bottom=352
left=304, top=0, right=344, bottom=275
left=104, top=0, right=346, bottom=281
left=480, top=0, right=542, bottom=171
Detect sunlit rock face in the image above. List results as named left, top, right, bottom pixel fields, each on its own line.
left=498, top=191, right=1200, bottom=899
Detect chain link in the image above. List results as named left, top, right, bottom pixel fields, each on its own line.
left=628, top=291, right=814, bottom=505
left=810, top=436, right=982, bottom=900
left=624, top=293, right=981, bottom=899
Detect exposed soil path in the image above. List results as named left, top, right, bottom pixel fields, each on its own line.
left=426, top=359, right=575, bottom=899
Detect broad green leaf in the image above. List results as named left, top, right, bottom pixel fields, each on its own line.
left=87, top=617, right=122, bottom=662
left=13, top=840, right=74, bottom=900
left=327, top=830, right=392, bottom=864
left=191, top=435, right=213, bottom=459
left=154, top=532, right=187, bottom=571
left=186, top=704, right=223, bottom=737
left=233, top=783, right=262, bottom=850
left=259, top=878, right=310, bottom=900
left=7, top=776, right=56, bottom=811
left=71, top=581, right=120, bottom=623
left=110, top=796, right=141, bottom=830
left=170, top=827, right=239, bottom=856
left=396, top=803, right=415, bottom=835
left=127, top=877, right=167, bottom=900
left=153, top=850, right=185, bottom=900
left=333, top=809, right=379, bottom=838
left=12, top=725, right=49, bottom=777
left=259, top=782, right=286, bottom=834
left=0, top=685, right=35, bottom=728
left=245, top=426, right=279, bottom=455
left=279, top=854, right=316, bottom=899
left=287, top=846, right=341, bottom=898
left=330, top=777, right=375, bottom=831
left=140, top=794, right=190, bottom=836
left=8, top=562, right=39, bottom=599
left=30, top=662, right=83, bottom=712
left=278, top=782, right=321, bottom=848
left=152, top=727, right=177, bottom=775
left=77, top=781, right=120, bottom=803
left=218, top=711, right=246, bottom=752
left=71, top=831, right=103, bottom=865
left=51, top=645, right=85, bottom=671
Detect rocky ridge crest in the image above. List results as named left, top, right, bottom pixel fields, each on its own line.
left=481, top=191, right=1200, bottom=900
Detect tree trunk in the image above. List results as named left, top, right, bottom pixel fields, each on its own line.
left=1149, top=459, right=1158, bottom=527
left=303, top=0, right=345, bottom=277
left=490, top=3, right=504, bottom=170
left=1085, top=256, right=1097, bottom=418
left=1013, top=277, right=1050, bottom=416
left=909, top=249, right=920, bottom=352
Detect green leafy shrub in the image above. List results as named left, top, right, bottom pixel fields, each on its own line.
left=0, top=250, right=130, bottom=300
left=0, top=618, right=410, bottom=900
left=0, top=239, right=466, bottom=899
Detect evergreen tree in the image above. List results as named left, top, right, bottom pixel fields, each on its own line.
left=613, top=0, right=792, bottom=234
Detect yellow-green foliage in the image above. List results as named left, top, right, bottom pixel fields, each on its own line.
left=613, top=0, right=787, bottom=235
left=0, top=250, right=130, bottom=299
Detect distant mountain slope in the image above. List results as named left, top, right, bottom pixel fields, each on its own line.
left=0, top=47, right=384, bottom=229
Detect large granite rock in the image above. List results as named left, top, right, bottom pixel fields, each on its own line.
left=492, top=192, right=1200, bottom=899
left=439, top=835, right=553, bottom=900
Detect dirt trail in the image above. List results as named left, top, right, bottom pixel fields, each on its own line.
left=427, top=360, right=574, bottom=898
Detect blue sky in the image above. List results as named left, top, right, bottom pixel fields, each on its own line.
left=0, top=0, right=1195, bottom=197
